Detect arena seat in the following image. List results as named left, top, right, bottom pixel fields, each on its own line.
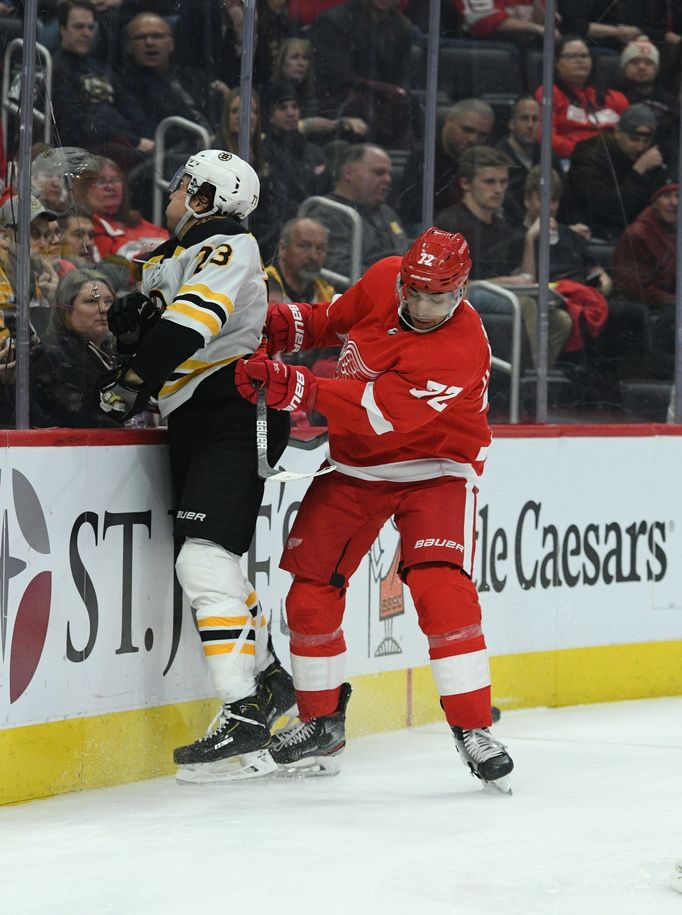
left=437, top=41, right=524, bottom=104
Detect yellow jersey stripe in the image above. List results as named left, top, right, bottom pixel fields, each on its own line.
left=197, top=616, right=252, bottom=629
left=177, top=283, right=234, bottom=315
left=166, top=301, right=221, bottom=334
left=159, top=355, right=241, bottom=396
left=203, top=643, right=256, bottom=657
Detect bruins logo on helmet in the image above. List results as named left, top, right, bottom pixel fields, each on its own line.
left=218, top=152, right=232, bottom=162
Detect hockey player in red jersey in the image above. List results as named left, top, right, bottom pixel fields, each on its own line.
left=236, top=227, right=514, bottom=791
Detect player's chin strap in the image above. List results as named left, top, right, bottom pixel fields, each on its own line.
left=174, top=196, right=219, bottom=238
left=256, top=390, right=336, bottom=482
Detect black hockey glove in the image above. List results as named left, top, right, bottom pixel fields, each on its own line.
left=108, top=292, right=161, bottom=355
left=99, top=366, right=150, bottom=423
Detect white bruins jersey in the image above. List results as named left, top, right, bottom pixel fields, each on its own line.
left=141, top=229, right=267, bottom=419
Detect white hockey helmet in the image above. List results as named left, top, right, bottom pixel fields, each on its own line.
left=169, top=150, right=260, bottom=220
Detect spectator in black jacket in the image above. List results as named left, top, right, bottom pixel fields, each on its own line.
left=261, top=80, right=330, bottom=241
left=557, top=1, right=668, bottom=49
left=496, top=95, right=562, bottom=227
left=52, top=0, right=154, bottom=170
left=618, top=37, right=679, bottom=167
left=300, top=143, right=407, bottom=280
left=122, top=13, right=211, bottom=145
left=563, top=103, right=670, bottom=240
left=30, top=268, right=121, bottom=428
left=312, top=0, right=414, bottom=148
left=396, top=98, right=494, bottom=230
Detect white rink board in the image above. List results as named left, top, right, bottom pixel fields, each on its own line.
left=1, top=433, right=681, bottom=730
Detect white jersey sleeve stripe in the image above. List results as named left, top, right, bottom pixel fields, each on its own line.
left=430, top=649, right=490, bottom=697
left=361, top=381, right=394, bottom=435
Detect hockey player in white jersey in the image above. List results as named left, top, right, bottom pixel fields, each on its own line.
left=100, top=150, right=295, bottom=782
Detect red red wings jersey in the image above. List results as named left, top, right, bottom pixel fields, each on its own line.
left=310, top=257, right=492, bottom=482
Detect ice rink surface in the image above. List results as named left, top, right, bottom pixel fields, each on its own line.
left=2, top=696, right=681, bottom=915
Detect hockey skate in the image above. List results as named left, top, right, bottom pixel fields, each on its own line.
left=451, top=726, right=514, bottom=794
left=257, top=645, right=297, bottom=730
left=174, top=694, right=277, bottom=784
left=270, top=682, right=352, bottom=777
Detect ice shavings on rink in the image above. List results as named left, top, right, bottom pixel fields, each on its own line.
left=1, top=696, right=681, bottom=915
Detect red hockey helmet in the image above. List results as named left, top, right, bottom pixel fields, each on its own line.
left=398, top=227, right=472, bottom=332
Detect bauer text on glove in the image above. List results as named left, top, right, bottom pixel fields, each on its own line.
left=264, top=302, right=313, bottom=355
left=235, top=354, right=318, bottom=411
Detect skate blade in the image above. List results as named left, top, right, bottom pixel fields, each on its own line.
left=175, top=749, right=278, bottom=784
left=482, top=774, right=512, bottom=795
left=274, top=756, right=340, bottom=778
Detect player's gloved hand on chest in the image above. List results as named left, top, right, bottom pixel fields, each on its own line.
left=108, top=291, right=161, bottom=355
left=235, top=353, right=318, bottom=412
left=99, top=366, right=150, bottom=422
left=264, top=302, right=312, bottom=355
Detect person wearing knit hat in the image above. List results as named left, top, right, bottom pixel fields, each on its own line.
left=619, top=37, right=679, bottom=167
left=260, top=79, right=298, bottom=123
left=620, top=37, right=660, bottom=74
left=261, top=78, right=330, bottom=248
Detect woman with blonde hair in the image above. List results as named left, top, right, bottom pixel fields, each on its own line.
left=214, top=88, right=266, bottom=173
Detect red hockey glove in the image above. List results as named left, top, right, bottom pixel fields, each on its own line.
left=264, top=302, right=313, bottom=355
left=235, top=353, right=318, bottom=412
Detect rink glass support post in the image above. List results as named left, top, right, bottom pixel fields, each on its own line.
left=535, top=0, right=557, bottom=425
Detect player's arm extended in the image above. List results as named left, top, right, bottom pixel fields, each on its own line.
left=264, top=284, right=362, bottom=355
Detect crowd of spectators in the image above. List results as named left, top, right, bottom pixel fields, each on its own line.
left=0, top=0, right=680, bottom=427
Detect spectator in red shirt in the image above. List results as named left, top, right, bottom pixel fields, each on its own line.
left=454, top=0, right=558, bottom=48
left=536, top=35, right=629, bottom=160
left=85, top=157, right=169, bottom=263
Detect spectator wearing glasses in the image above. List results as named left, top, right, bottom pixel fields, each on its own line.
left=121, top=13, right=211, bottom=145
left=85, top=156, right=169, bottom=262
left=52, top=0, right=155, bottom=169
left=537, top=35, right=629, bottom=160
left=564, top=103, right=670, bottom=240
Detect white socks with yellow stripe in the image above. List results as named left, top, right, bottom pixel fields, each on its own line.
left=176, top=537, right=270, bottom=703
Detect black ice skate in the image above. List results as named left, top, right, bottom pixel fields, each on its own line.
left=451, top=726, right=514, bottom=794
left=270, top=682, right=352, bottom=777
left=258, top=652, right=297, bottom=729
left=174, top=694, right=277, bottom=784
